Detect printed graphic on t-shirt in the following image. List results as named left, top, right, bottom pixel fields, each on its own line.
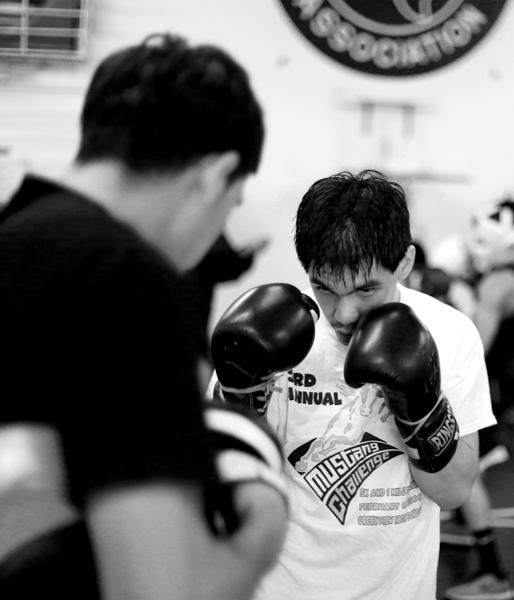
left=289, top=432, right=405, bottom=524
left=286, top=371, right=423, bottom=526
left=288, top=369, right=393, bottom=443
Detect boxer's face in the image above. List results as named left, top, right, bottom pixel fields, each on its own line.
left=310, top=264, right=399, bottom=345
left=309, top=247, right=414, bottom=346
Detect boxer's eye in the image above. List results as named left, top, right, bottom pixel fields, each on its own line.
left=360, top=287, right=375, bottom=295
left=313, top=284, right=332, bottom=295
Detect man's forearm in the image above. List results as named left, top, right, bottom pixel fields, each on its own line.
left=411, top=432, right=478, bottom=509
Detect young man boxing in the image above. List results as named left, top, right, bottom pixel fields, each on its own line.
left=210, top=170, right=496, bottom=600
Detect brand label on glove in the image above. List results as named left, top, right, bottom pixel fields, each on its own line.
left=428, top=402, right=459, bottom=455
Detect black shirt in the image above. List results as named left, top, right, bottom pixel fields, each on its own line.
left=0, top=175, right=211, bottom=507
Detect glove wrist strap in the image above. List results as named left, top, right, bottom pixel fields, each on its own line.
left=395, top=394, right=460, bottom=473
left=396, top=392, right=445, bottom=443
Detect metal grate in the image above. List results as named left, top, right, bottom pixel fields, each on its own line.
left=0, top=0, right=89, bottom=60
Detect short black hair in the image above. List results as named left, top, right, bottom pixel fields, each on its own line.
left=76, top=33, right=264, bottom=178
left=295, top=170, right=412, bottom=281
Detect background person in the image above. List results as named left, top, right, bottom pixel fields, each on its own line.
left=0, top=32, right=288, bottom=600
left=430, top=200, right=514, bottom=600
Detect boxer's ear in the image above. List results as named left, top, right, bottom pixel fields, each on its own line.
left=396, top=244, right=416, bottom=281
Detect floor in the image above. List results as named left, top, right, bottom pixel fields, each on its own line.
left=437, top=419, right=514, bottom=599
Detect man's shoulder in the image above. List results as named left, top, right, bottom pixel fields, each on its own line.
left=1, top=174, right=149, bottom=257
left=400, top=286, right=486, bottom=386
left=0, top=174, right=108, bottom=234
left=399, top=284, right=476, bottom=336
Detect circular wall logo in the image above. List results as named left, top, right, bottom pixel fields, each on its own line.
left=277, top=1, right=508, bottom=76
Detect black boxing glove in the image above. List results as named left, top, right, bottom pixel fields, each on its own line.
left=203, top=401, right=287, bottom=536
left=210, top=283, right=319, bottom=414
left=344, top=302, right=459, bottom=473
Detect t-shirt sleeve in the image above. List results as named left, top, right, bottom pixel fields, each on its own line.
left=442, top=317, right=496, bottom=437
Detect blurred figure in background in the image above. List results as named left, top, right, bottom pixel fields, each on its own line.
left=424, top=200, right=514, bottom=599
left=431, top=198, right=514, bottom=455
left=466, top=199, right=514, bottom=428
left=406, top=240, right=453, bottom=305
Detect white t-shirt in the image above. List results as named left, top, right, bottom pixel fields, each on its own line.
left=254, top=284, right=496, bottom=600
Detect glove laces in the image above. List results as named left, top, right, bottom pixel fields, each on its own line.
left=221, top=372, right=284, bottom=396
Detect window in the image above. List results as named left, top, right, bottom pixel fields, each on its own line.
left=0, top=0, right=89, bottom=59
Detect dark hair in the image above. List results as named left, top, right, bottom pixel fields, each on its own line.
left=76, top=33, right=264, bottom=178
left=295, top=170, right=412, bottom=281
left=493, top=197, right=514, bottom=219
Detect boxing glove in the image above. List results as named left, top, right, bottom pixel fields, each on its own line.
left=211, top=283, right=319, bottom=414
left=344, top=302, right=459, bottom=473
left=203, top=401, right=287, bottom=536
